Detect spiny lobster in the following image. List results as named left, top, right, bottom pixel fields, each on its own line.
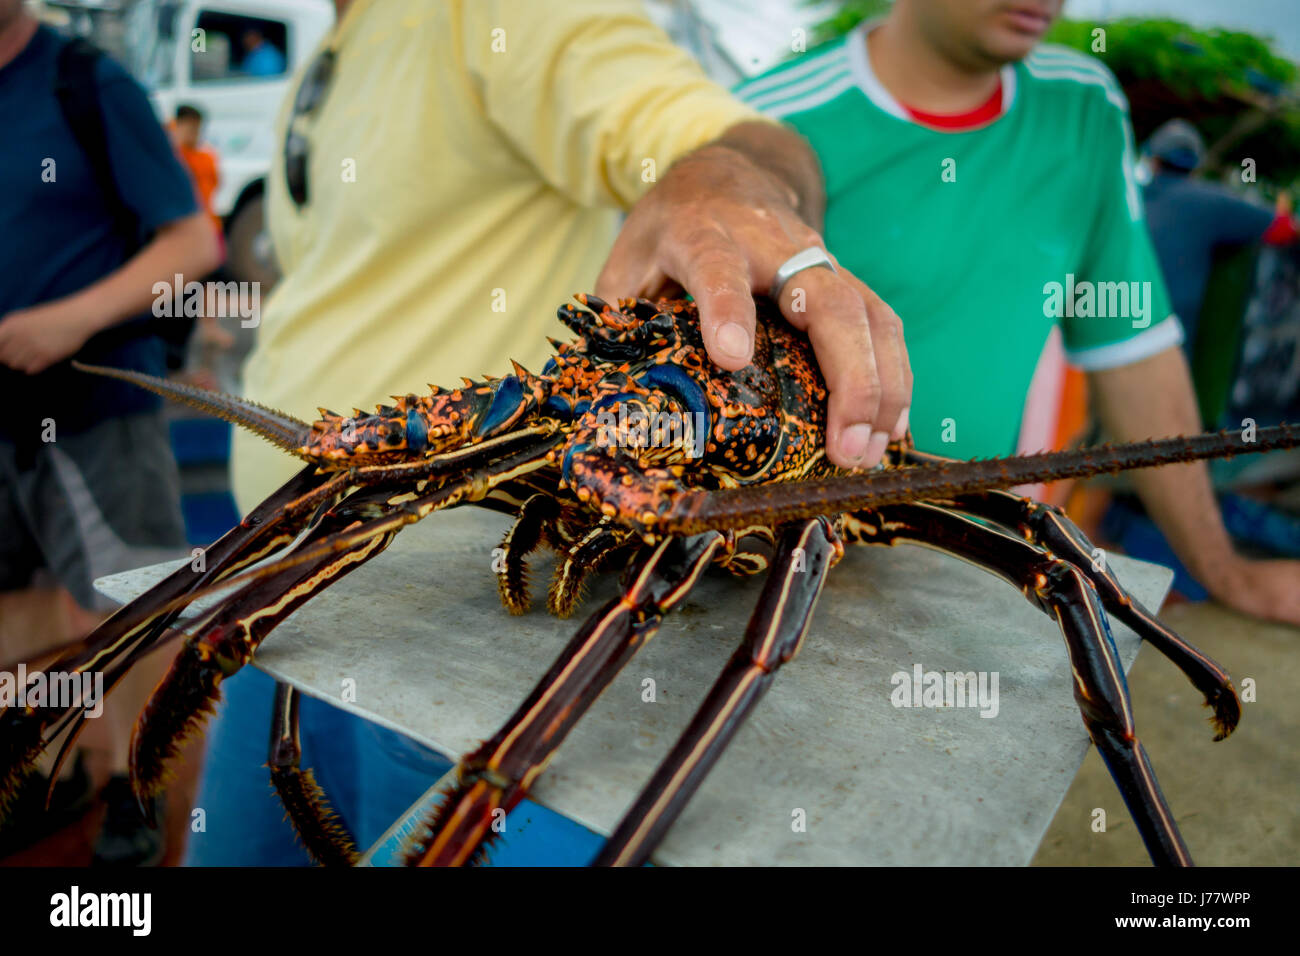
left=1, top=294, right=1295, bottom=867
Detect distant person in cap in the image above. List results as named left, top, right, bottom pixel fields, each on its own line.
left=1142, top=118, right=1297, bottom=350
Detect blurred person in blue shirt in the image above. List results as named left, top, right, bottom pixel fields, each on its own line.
left=240, top=27, right=285, bottom=77
left=1142, top=118, right=1298, bottom=351
left=0, top=0, right=220, bottom=865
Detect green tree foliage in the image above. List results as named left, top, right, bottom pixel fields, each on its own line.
left=810, top=0, right=889, bottom=45
left=1047, top=19, right=1294, bottom=99
left=1046, top=19, right=1299, bottom=185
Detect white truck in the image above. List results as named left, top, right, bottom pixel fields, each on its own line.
left=41, top=0, right=334, bottom=286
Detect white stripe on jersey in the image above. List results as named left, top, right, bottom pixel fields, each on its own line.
left=1064, top=315, right=1185, bottom=371
left=1024, top=58, right=1141, bottom=220
left=760, top=73, right=857, bottom=119
left=1024, top=53, right=1128, bottom=113
left=1028, top=44, right=1123, bottom=76
left=733, top=43, right=849, bottom=102
left=742, top=53, right=851, bottom=111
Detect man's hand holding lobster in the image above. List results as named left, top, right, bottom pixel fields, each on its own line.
left=597, top=121, right=912, bottom=472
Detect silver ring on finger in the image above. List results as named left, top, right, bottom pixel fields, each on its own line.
left=770, top=246, right=837, bottom=302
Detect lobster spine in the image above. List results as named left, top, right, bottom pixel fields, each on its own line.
left=72, top=362, right=313, bottom=455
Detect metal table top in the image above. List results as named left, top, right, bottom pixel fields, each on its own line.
left=98, top=506, right=1172, bottom=866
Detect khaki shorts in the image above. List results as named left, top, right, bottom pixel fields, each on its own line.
left=0, top=412, right=187, bottom=611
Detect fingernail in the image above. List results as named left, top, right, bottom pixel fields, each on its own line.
left=891, top=407, right=910, bottom=440
left=839, top=423, right=872, bottom=464
left=865, top=430, right=890, bottom=466
left=715, top=322, right=751, bottom=360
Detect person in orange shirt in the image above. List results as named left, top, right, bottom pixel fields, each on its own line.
left=169, top=104, right=234, bottom=368
left=171, top=104, right=221, bottom=242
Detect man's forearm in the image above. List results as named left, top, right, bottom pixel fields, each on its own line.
left=71, top=212, right=220, bottom=335
left=711, top=120, right=827, bottom=230
left=0, top=212, right=223, bottom=375
left=1087, top=347, right=1236, bottom=584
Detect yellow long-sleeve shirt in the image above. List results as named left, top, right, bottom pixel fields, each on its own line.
left=231, top=0, right=765, bottom=509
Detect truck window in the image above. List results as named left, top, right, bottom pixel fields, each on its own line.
left=192, top=11, right=289, bottom=82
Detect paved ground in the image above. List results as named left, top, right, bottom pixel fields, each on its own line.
left=1033, top=598, right=1299, bottom=866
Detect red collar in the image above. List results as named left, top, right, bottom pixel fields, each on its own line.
left=900, top=78, right=1003, bottom=130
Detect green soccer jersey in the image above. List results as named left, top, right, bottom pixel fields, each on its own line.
left=736, top=25, right=1181, bottom=459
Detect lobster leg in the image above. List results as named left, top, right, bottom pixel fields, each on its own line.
left=497, top=494, right=559, bottom=614
left=593, top=517, right=838, bottom=867
left=268, top=681, right=359, bottom=866
left=131, top=519, right=398, bottom=807
left=944, top=491, right=1239, bottom=739
left=849, top=502, right=1193, bottom=866
left=713, top=526, right=778, bottom=578
left=0, top=464, right=342, bottom=815
left=131, top=438, right=563, bottom=807
left=547, top=523, right=635, bottom=618
left=405, top=530, right=725, bottom=866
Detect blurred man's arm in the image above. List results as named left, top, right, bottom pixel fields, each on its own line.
left=1198, top=184, right=1278, bottom=245
left=1063, top=80, right=1300, bottom=623
left=1, top=37, right=218, bottom=375
left=0, top=212, right=220, bottom=374
left=467, top=0, right=910, bottom=467
left=1089, top=346, right=1300, bottom=626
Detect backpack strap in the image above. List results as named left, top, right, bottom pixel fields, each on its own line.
left=54, top=37, right=141, bottom=254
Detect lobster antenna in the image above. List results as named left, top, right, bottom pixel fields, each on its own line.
left=72, top=362, right=313, bottom=456
left=667, top=424, right=1300, bottom=533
